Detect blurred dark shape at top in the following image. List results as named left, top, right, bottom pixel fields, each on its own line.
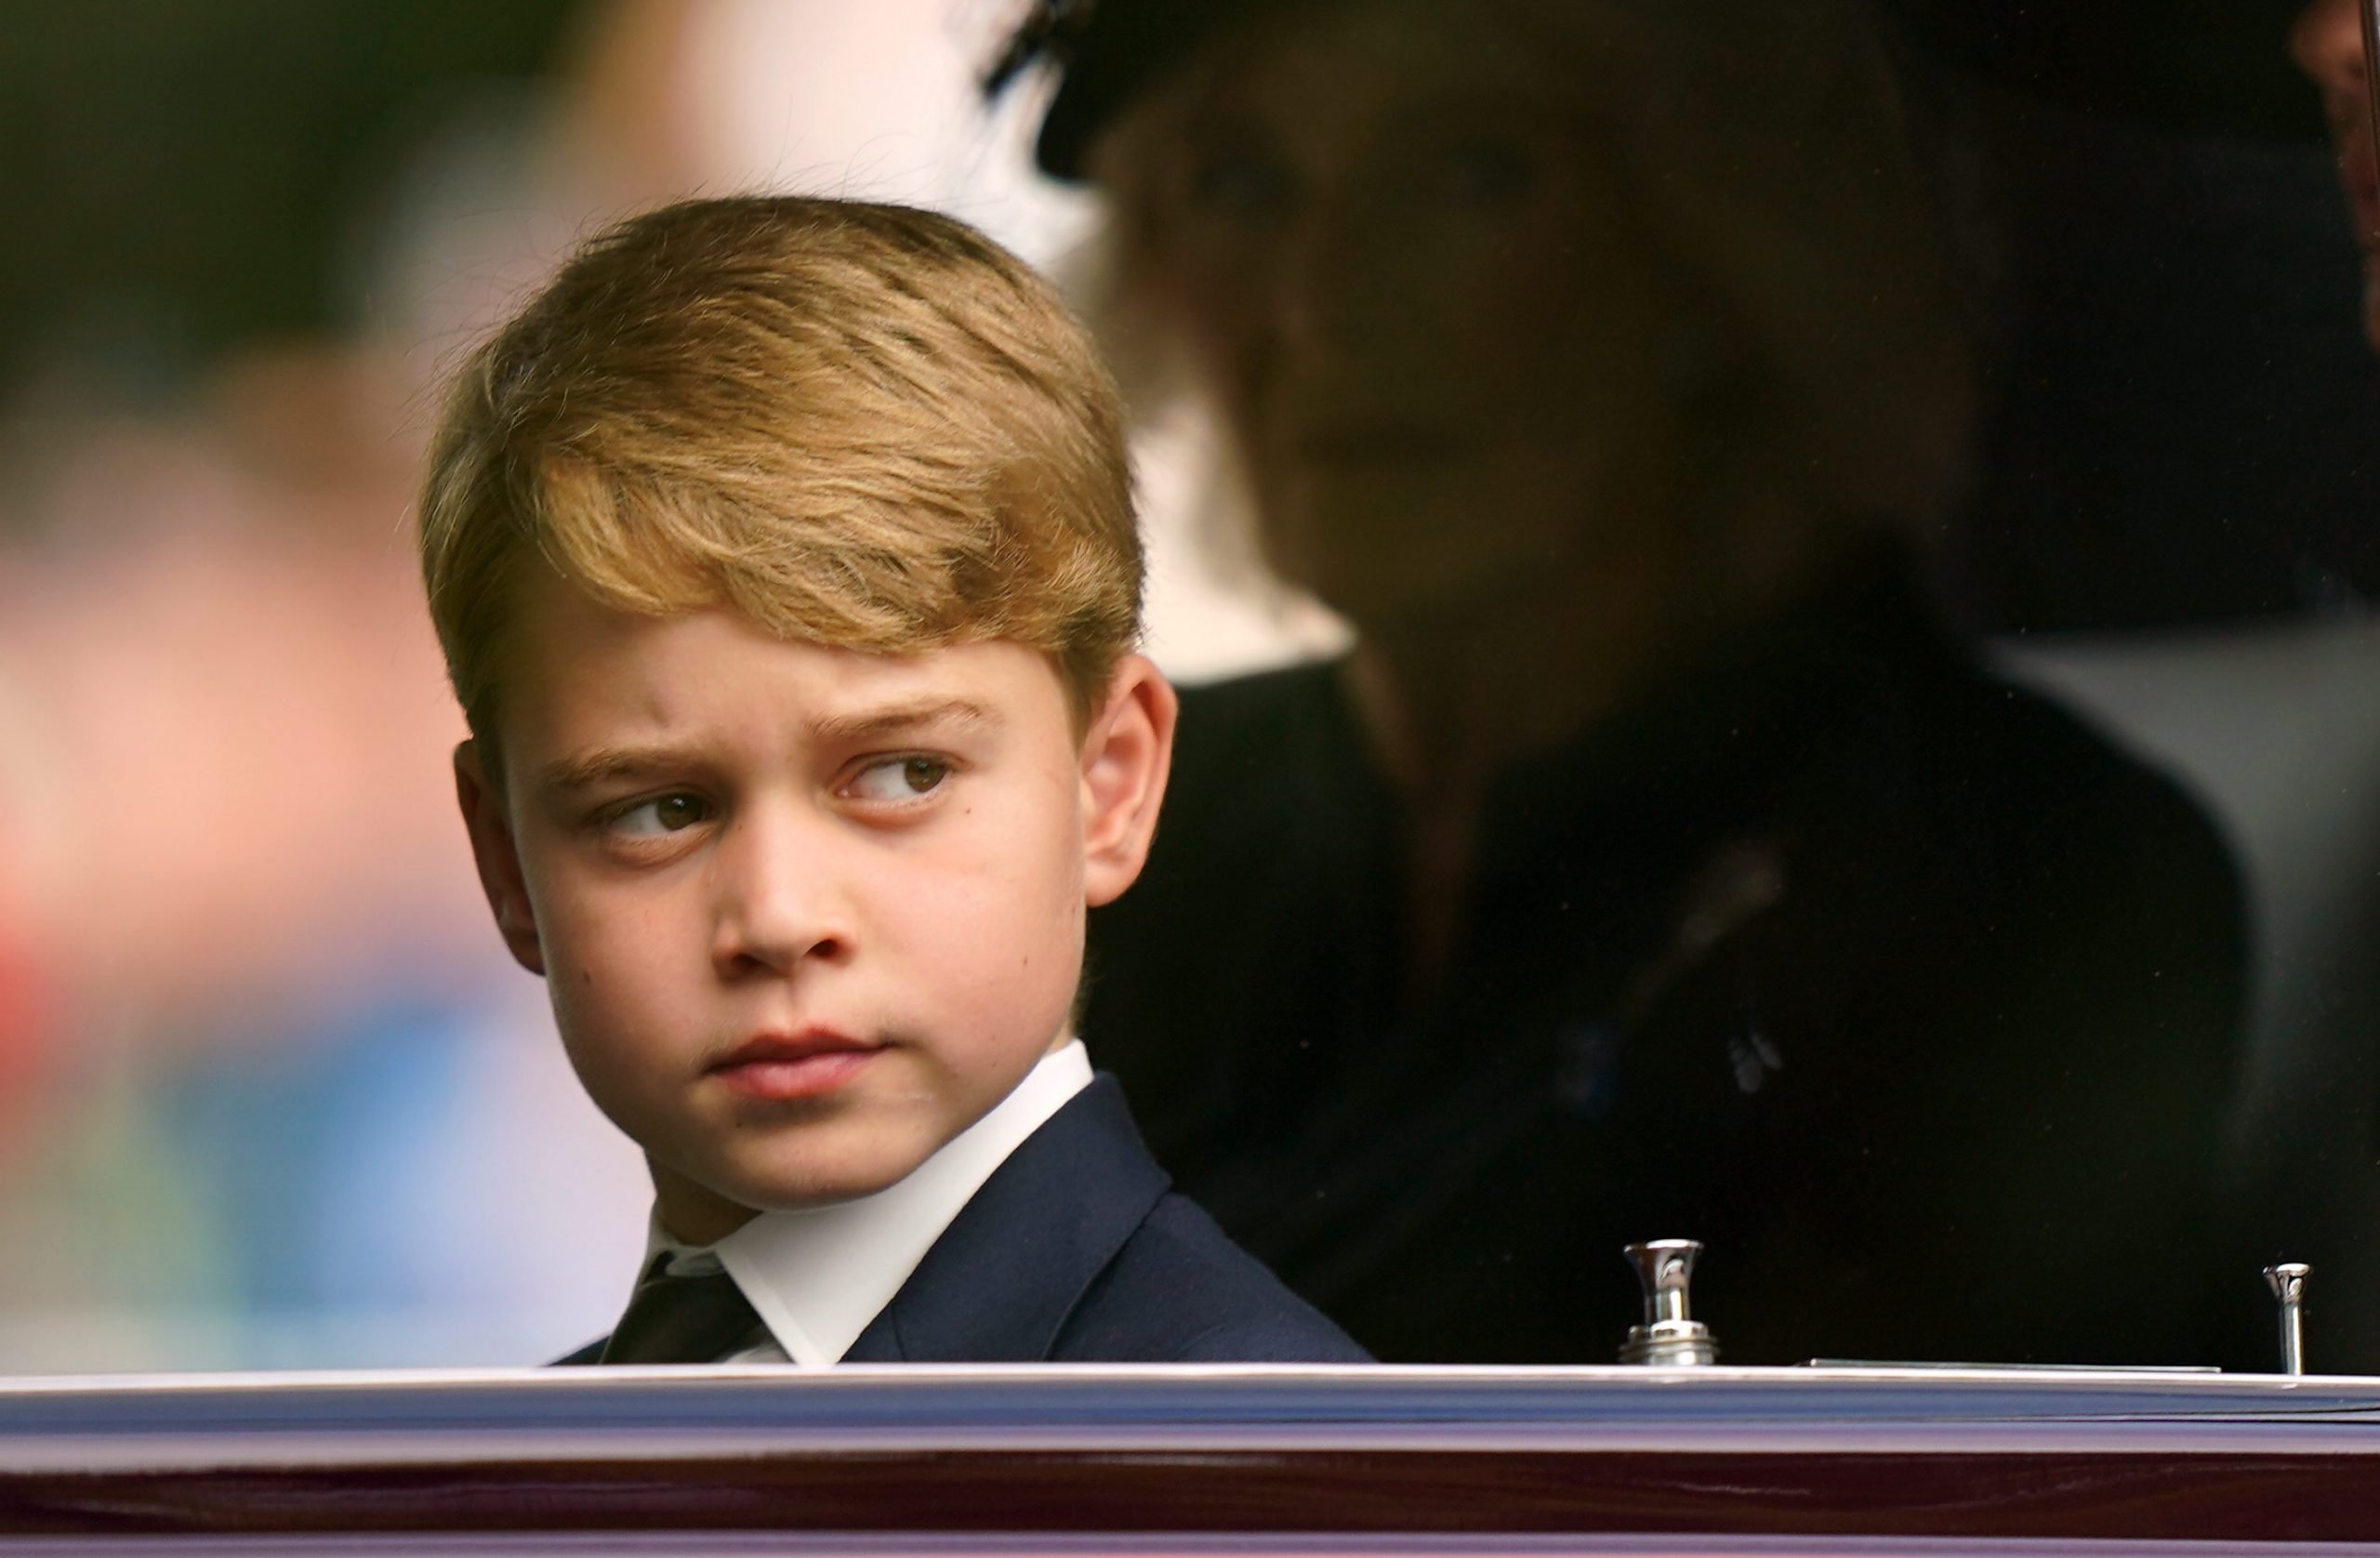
left=1887, top=0, right=2322, bottom=142
left=0, top=0, right=579, bottom=403
left=1007, top=0, right=2326, bottom=180
left=1895, top=0, right=2380, bottom=630
left=1927, top=0, right=2380, bottom=629
left=1004, top=0, right=2379, bottom=632
left=1941, top=95, right=2380, bottom=630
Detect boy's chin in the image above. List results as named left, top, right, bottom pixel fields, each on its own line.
left=740, top=1162, right=927, bottom=1211
left=651, top=1138, right=936, bottom=1239
left=713, top=1134, right=944, bottom=1211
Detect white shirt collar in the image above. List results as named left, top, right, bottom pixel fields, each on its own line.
left=638, top=1040, right=1093, bottom=1367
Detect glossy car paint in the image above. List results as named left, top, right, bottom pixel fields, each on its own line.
left=0, top=1367, right=2377, bottom=1551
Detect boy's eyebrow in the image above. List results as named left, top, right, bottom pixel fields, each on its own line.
left=533, top=699, right=1002, bottom=797
left=534, top=744, right=707, bottom=798
left=811, top=695, right=1001, bottom=745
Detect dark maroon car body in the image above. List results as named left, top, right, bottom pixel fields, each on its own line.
left=4, top=1365, right=2379, bottom=1553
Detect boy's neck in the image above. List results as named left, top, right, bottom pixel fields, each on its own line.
left=650, top=1165, right=762, bottom=1249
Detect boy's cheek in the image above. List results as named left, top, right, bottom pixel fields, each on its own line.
left=518, top=851, right=653, bottom=967
left=547, top=1020, right=673, bottom=1172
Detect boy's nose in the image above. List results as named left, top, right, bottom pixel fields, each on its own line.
left=707, top=815, right=853, bottom=979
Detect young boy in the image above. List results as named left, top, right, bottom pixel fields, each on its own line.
left=416, top=196, right=1364, bottom=1367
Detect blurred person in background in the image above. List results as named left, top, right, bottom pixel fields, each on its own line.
left=999, top=0, right=2253, bottom=1367
left=2295, top=0, right=2380, bottom=349
left=2192, top=0, right=2380, bottom=1375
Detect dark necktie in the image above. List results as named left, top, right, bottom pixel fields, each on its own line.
left=599, top=1264, right=765, bottom=1365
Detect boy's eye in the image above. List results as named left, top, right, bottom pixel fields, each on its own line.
left=844, top=756, right=953, bottom=804
left=609, top=793, right=711, bottom=838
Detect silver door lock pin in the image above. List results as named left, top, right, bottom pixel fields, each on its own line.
left=1620, top=1239, right=1719, bottom=1366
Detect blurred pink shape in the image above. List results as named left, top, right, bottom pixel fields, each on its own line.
left=0, top=347, right=507, bottom=1052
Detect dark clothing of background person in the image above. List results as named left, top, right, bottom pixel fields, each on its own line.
left=1081, top=553, right=2250, bottom=1369
left=1885, top=0, right=2380, bottom=629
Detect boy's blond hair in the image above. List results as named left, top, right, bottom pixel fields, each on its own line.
left=418, top=196, right=1141, bottom=754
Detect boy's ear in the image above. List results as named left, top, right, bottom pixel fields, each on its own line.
left=1078, top=654, right=1178, bottom=908
left=454, top=740, right=547, bottom=976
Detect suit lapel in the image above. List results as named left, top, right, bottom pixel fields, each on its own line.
left=842, top=1076, right=1169, bottom=1363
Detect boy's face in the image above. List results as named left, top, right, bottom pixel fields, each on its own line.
left=455, top=568, right=1175, bottom=1244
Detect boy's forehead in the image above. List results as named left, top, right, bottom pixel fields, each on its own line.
left=495, top=567, right=1065, bottom=767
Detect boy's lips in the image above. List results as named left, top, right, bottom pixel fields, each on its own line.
left=707, top=1030, right=883, bottom=1102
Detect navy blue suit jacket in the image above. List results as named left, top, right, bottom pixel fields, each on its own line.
left=562, top=1076, right=1366, bottom=1366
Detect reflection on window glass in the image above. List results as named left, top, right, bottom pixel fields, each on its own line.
left=0, top=0, right=2373, bottom=1379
